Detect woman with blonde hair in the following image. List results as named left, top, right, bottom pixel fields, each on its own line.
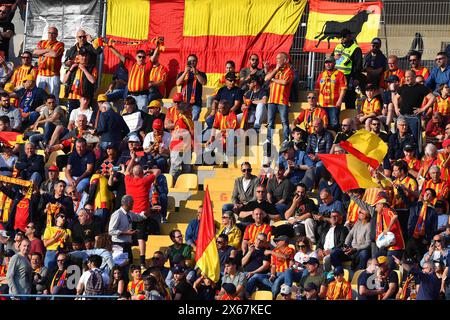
left=216, top=210, right=242, bottom=249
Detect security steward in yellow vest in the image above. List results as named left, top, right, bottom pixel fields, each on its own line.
left=332, top=28, right=363, bottom=110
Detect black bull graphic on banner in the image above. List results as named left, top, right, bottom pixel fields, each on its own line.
left=314, top=10, right=374, bottom=48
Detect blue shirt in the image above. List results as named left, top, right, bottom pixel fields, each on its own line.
left=278, top=151, right=314, bottom=185
left=68, top=150, right=95, bottom=177
left=425, top=66, right=450, bottom=91
left=412, top=268, right=441, bottom=300
left=185, top=218, right=200, bottom=246
left=214, top=86, right=244, bottom=108
left=319, top=199, right=344, bottom=218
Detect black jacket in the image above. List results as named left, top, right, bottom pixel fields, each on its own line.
left=96, top=109, right=130, bottom=144
left=317, top=224, right=349, bottom=250
left=15, top=153, right=45, bottom=180
left=407, top=202, right=438, bottom=242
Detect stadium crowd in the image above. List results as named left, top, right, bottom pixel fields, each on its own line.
left=0, top=2, right=449, bottom=300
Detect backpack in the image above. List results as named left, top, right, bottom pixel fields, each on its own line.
left=85, top=269, right=104, bottom=296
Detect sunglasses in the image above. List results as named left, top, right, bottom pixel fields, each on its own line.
left=137, top=56, right=146, bottom=59
left=307, top=96, right=316, bottom=99
left=26, top=225, right=34, bottom=229
left=242, top=168, right=252, bottom=172
left=298, top=244, right=306, bottom=248
left=436, top=58, right=445, bottom=61
left=78, top=35, right=87, bottom=39
left=175, top=235, right=183, bottom=239
left=434, top=239, right=442, bottom=242
left=222, top=216, right=230, bottom=219
left=250, top=58, right=258, bottom=61
left=216, top=240, right=224, bottom=244
left=256, top=190, right=264, bottom=193
left=48, top=32, right=57, bottom=35
left=57, top=259, right=65, bottom=262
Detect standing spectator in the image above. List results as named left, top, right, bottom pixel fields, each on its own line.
left=42, top=212, right=72, bottom=271
left=108, top=195, right=151, bottom=269
left=409, top=50, right=430, bottom=80
left=265, top=52, right=294, bottom=143
left=357, top=83, right=382, bottom=130
left=0, top=5, right=14, bottom=60
left=222, top=162, right=259, bottom=214
left=216, top=258, right=246, bottom=300
left=94, top=102, right=129, bottom=152
left=326, top=266, right=352, bottom=300
left=306, top=118, right=333, bottom=185
left=315, top=56, right=347, bottom=131
left=143, top=118, right=170, bottom=171
left=176, top=54, right=207, bottom=121
left=105, top=62, right=128, bottom=106
left=240, top=53, right=266, bottom=92
left=7, top=51, right=37, bottom=89
left=382, top=75, right=400, bottom=128
left=357, top=258, right=383, bottom=300
left=108, top=45, right=160, bottom=111
left=381, top=55, right=405, bottom=87
left=64, top=138, right=95, bottom=193
left=185, top=206, right=202, bottom=251
left=6, top=239, right=32, bottom=299
left=148, top=49, right=168, bottom=103
left=30, top=252, right=49, bottom=295
left=76, top=254, right=109, bottom=297
left=64, top=29, right=102, bottom=68
left=33, top=26, right=65, bottom=102
left=48, top=252, right=74, bottom=296
left=420, top=166, right=449, bottom=205
left=363, top=37, right=387, bottom=87
left=63, top=48, right=98, bottom=114
left=25, top=222, right=45, bottom=258
left=376, top=255, right=399, bottom=300
left=425, top=52, right=450, bottom=93
left=70, top=208, right=102, bottom=250
left=15, top=75, right=48, bottom=127
left=0, top=92, right=21, bottom=130
left=332, top=28, right=363, bottom=110
left=15, top=142, right=45, bottom=186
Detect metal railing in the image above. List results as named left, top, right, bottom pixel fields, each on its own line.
left=0, top=293, right=119, bottom=300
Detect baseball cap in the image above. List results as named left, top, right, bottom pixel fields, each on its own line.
left=385, top=75, right=400, bottom=83
left=365, top=83, right=378, bottom=91
left=305, top=257, right=319, bottom=265
left=152, top=118, right=163, bottom=131
left=97, top=94, right=108, bottom=102
left=333, top=266, right=345, bottom=276
left=274, top=235, right=289, bottom=242
left=22, top=74, right=35, bottom=82
left=128, top=135, right=140, bottom=143
left=148, top=100, right=162, bottom=109
left=371, top=37, right=382, bottom=45
left=48, top=165, right=59, bottom=172
left=324, top=56, right=335, bottom=63
left=377, top=255, right=388, bottom=265
left=280, top=284, right=292, bottom=295
left=225, top=72, right=237, bottom=81
left=172, top=253, right=186, bottom=265
left=222, top=283, right=237, bottom=295
left=172, top=92, right=183, bottom=103
left=403, top=144, right=415, bottom=152
left=442, top=139, right=450, bottom=148
left=173, top=265, right=186, bottom=274
left=303, top=282, right=319, bottom=292
left=279, top=141, right=293, bottom=153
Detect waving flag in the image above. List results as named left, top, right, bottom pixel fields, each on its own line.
left=339, top=129, right=388, bottom=169
left=318, top=153, right=378, bottom=192
left=195, top=186, right=220, bottom=283
left=0, top=132, right=21, bottom=148
left=101, top=0, right=307, bottom=92
left=304, top=0, right=382, bottom=53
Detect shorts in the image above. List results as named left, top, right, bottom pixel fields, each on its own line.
left=134, top=220, right=149, bottom=241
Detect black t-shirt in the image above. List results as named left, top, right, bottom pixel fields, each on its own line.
left=0, top=21, right=14, bottom=59
left=397, top=83, right=431, bottom=115
left=239, top=200, right=278, bottom=223
left=177, top=71, right=207, bottom=106
left=67, top=150, right=95, bottom=177
left=357, top=271, right=378, bottom=300
left=214, top=86, right=244, bottom=109
left=244, top=88, right=269, bottom=108
left=381, top=270, right=399, bottom=298
left=333, top=130, right=355, bottom=145
left=243, top=248, right=270, bottom=273
left=70, top=220, right=102, bottom=244
left=174, top=279, right=198, bottom=300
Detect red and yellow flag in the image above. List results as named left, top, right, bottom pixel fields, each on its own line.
left=0, top=131, right=22, bottom=148
left=101, top=0, right=307, bottom=92
left=318, top=153, right=378, bottom=192
left=304, top=0, right=382, bottom=53
left=195, top=186, right=220, bottom=283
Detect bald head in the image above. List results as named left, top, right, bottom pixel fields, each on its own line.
left=48, top=27, right=58, bottom=40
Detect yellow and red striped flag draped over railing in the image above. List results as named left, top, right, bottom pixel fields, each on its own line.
left=195, top=186, right=220, bottom=283
left=304, top=0, right=382, bottom=54
left=101, top=0, right=307, bottom=92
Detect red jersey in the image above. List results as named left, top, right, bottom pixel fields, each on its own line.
left=412, top=66, right=430, bottom=80
left=149, top=64, right=168, bottom=97
left=271, top=246, right=295, bottom=273
left=392, top=176, right=418, bottom=209
left=376, top=207, right=405, bottom=251
left=36, top=40, right=65, bottom=77
left=296, top=107, right=329, bottom=134
left=316, top=69, right=347, bottom=108
left=268, top=66, right=294, bottom=106
left=437, top=151, right=449, bottom=181
left=170, top=114, right=194, bottom=151
left=9, top=65, right=37, bottom=87
left=124, top=57, right=153, bottom=93
left=361, top=98, right=382, bottom=116
left=243, top=223, right=272, bottom=244
left=434, top=95, right=450, bottom=117
left=403, top=157, right=421, bottom=173
left=213, top=111, right=238, bottom=146
left=380, top=68, right=405, bottom=88
left=346, top=199, right=360, bottom=225
left=421, top=179, right=449, bottom=204
left=125, top=174, right=156, bottom=212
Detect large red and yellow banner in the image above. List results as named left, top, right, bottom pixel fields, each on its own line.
left=102, top=0, right=307, bottom=93
left=303, top=0, right=382, bottom=54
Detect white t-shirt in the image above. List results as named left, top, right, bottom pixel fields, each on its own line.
left=294, top=250, right=318, bottom=265
left=78, top=268, right=110, bottom=295
left=323, top=226, right=336, bottom=251
left=143, top=131, right=171, bottom=150
left=242, top=177, right=251, bottom=193
left=69, top=107, right=93, bottom=124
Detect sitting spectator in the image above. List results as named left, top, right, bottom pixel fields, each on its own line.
left=331, top=206, right=371, bottom=270
left=420, top=234, right=447, bottom=268
left=318, top=168, right=343, bottom=202
left=107, top=266, right=125, bottom=296
left=7, top=51, right=37, bottom=89
left=326, top=266, right=352, bottom=300
left=298, top=257, right=327, bottom=299
left=238, top=185, right=278, bottom=229
left=219, top=282, right=241, bottom=300
left=358, top=258, right=384, bottom=300
left=316, top=188, right=344, bottom=229
left=243, top=74, right=268, bottom=132
left=142, top=275, right=165, bottom=300
left=267, top=165, right=292, bottom=219
left=284, top=237, right=318, bottom=290
left=425, top=112, right=446, bottom=148
left=241, top=208, right=272, bottom=255
left=142, top=118, right=170, bottom=171
left=121, top=96, right=147, bottom=136
left=193, top=274, right=215, bottom=300
left=105, top=62, right=128, bottom=107
left=222, top=162, right=259, bottom=214
left=403, top=144, right=421, bottom=178
left=331, top=118, right=355, bottom=153
left=279, top=141, right=314, bottom=187
left=377, top=255, right=399, bottom=300
left=217, top=211, right=242, bottom=250
left=43, top=212, right=72, bottom=271
left=49, top=252, right=74, bottom=296
left=216, top=257, right=246, bottom=300
left=420, top=166, right=449, bottom=205
left=68, top=96, right=94, bottom=130
left=292, top=91, right=328, bottom=136
left=388, top=116, right=418, bottom=161
left=0, top=92, right=21, bottom=130
left=164, top=93, right=184, bottom=131
left=0, top=141, right=17, bottom=177
left=216, top=234, right=237, bottom=275
left=143, top=100, right=165, bottom=135
left=357, top=83, right=382, bottom=130
left=39, top=180, right=75, bottom=229
left=185, top=206, right=202, bottom=251
left=306, top=118, right=333, bottom=185
left=165, top=230, right=193, bottom=268
left=15, top=74, right=48, bottom=127
left=172, top=265, right=198, bottom=300
left=15, top=142, right=45, bottom=186
left=164, top=253, right=196, bottom=292
left=64, top=138, right=95, bottom=193
left=418, top=143, right=439, bottom=182
left=433, top=83, right=450, bottom=124
left=127, top=265, right=144, bottom=299
left=316, top=211, right=348, bottom=271
left=70, top=208, right=102, bottom=251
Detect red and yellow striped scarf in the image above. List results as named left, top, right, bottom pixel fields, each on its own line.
left=413, top=202, right=428, bottom=239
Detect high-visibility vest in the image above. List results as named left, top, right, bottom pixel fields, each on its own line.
left=334, top=42, right=359, bottom=76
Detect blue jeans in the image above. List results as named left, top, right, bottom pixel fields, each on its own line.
left=330, top=247, right=371, bottom=270
left=271, top=271, right=286, bottom=298
left=106, top=88, right=127, bottom=101
left=245, top=273, right=272, bottom=295
left=267, top=103, right=289, bottom=142
left=146, top=154, right=168, bottom=171
left=325, top=107, right=340, bottom=131
left=192, top=105, right=202, bottom=121
left=159, top=193, right=168, bottom=220
left=44, top=250, right=58, bottom=272
left=94, top=208, right=110, bottom=230
left=275, top=203, right=289, bottom=220
left=205, top=115, right=215, bottom=129
left=70, top=177, right=90, bottom=193
left=284, top=268, right=307, bottom=287
left=28, top=111, right=40, bottom=126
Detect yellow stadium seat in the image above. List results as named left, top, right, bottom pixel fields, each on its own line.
left=164, top=173, right=174, bottom=188
left=272, top=220, right=288, bottom=227
left=309, top=197, right=319, bottom=205
left=160, top=223, right=188, bottom=235
left=251, top=290, right=273, bottom=300
left=203, top=178, right=234, bottom=191
left=174, top=173, right=198, bottom=190
left=195, top=166, right=216, bottom=185
left=202, top=86, right=215, bottom=101
left=351, top=269, right=364, bottom=285
left=394, top=270, right=402, bottom=286
left=343, top=268, right=350, bottom=282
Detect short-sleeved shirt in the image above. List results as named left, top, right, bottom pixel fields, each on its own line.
left=69, top=107, right=93, bottom=124
left=67, top=66, right=98, bottom=100
left=357, top=271, right=378, bottom=300
left=268, top=66, right=294, bottom=106
left=221, top=272, right=246, bottom=291
left=36, top=40, right=65, bottom=77
left=243, top=223, right=272, bottom=245
left=243, top=88, right=269, bottom=108
left=381, top=270, right=399, bottom=298
left=124, top=174, right=156, bottom=212
left=299, top=273, right=326, bottom=290
left=124, top=58, right=153, bottom=93
left=177, top=71, right=207, bottom=106
left=71, top=221, right=102, bottom=244
left=9, top=65, right=37, bottom=87
left=362, top=98, right=382, bottom=116
left=0, top=21, right=14, bottom=59
left=149, top=64, right=168, bottom=96
left=315, top=69, right=347, bottom=108
left=397, top=83, right=431, bottom=115
left=271, top=246, right=295, bottom=273
left=67, top=150, right=95, bottom=177
left=42, top=106, right=65, bottom=126
left=43, top=226, right=72, bottom=251
left=243, top=248, right=270, bottom=273
left=214, top=86, right=244, bottom=110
